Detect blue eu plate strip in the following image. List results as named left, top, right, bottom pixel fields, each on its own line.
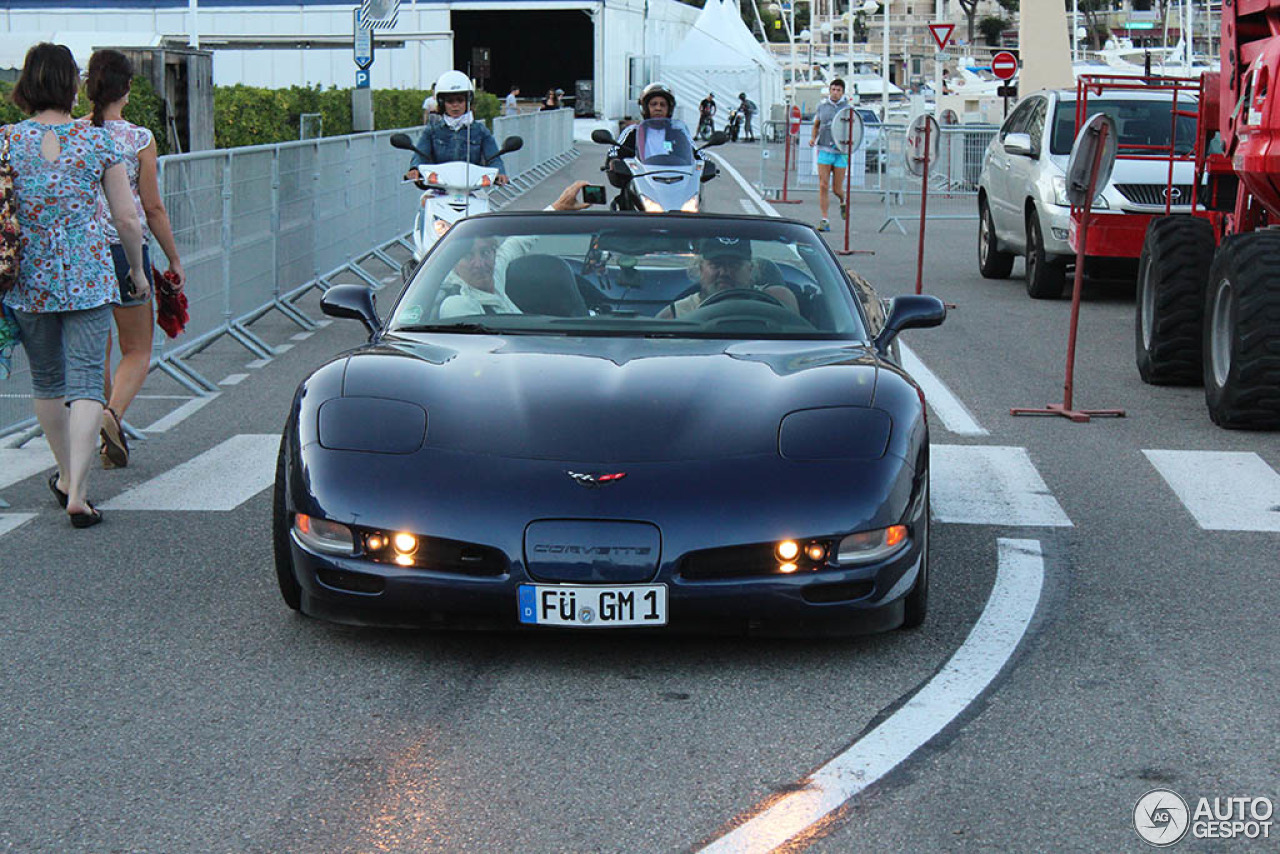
left=517, top=585, right=537, bottom=624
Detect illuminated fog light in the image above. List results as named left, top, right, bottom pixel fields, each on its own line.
left=393, top=532, right=419, bottom=554
left=776, top=540, right=800, bottom=561
left=779, top=562, right=798, bottom=574
left=805, top=542, right=828, bottom=562
left=366, top=534, right=385, bottom=552
left=293, top=513, right=355, bottom=555
left=837, top=525, right=909, bottom=565
left=394, top=554, right=415, bottom=566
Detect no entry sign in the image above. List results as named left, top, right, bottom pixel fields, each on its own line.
left=992, top=51, right=1018, bottom=81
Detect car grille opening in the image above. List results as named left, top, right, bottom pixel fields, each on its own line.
left=1114, top=184, right=1193, bottom=207
left=317, top=568, right=387, bottom=594
left=802, top=580, right=875, bottom=603
left=679, top=543, right=789, bottom=580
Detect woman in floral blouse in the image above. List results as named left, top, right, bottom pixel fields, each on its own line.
left=84, top=49, right=186, bottom=469
left=2, top=43, right=146, bottom=527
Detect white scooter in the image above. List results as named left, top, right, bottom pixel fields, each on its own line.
left=390, top=132, right=523, bottom=278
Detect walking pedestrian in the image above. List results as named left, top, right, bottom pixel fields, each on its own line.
left=2, top=43, right=146, bottom=527
left=504, top=85, right=520, bottom=116
left=809, top=78, right=850, bottom=232
left=83, top=48, right=186, bottom=469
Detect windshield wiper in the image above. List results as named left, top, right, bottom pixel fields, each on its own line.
left=393, top=323, right=502, bottom=334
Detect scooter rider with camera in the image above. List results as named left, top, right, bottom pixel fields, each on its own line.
left=404, top=70, right=509, bottom=186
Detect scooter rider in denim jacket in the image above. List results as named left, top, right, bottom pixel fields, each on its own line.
left=404, top=70, right=509, bottom=185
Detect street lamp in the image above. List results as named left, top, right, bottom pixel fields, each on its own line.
left=855, top=0, right=886, bottom=121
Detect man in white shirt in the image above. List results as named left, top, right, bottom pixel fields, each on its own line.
left=504, top=85, right=520, bottom=117
left=439, top=238, right=521, bottom=318
left=422, top=91, right=438, bottom=125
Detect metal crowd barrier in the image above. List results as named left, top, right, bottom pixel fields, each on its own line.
left=754, top=120, right=999, bottom=230
left=0, top=111, right=579, bottom=441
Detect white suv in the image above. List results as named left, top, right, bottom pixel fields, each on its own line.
left=976, top=88, right=1197, bottom=298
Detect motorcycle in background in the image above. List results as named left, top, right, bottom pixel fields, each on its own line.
left=389, top=132, right=523, bottom=280
left=591, top=119, right=727, bottom=213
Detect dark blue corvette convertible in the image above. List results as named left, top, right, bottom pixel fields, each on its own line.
left=274, top=212, right=946, bottom=635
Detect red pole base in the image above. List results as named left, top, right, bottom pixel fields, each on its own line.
left=772, top=199, right=804, bottom=204
left=1010, top=403, right=1127, bottom=423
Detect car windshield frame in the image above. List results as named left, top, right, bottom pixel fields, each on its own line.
left=1049, top=96, right=1198, bottom=156
left=386, top=213, right=872, bottom=342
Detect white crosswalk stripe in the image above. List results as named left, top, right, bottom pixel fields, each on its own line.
left=0, top=448, right=55, bottom=491
left=932, top=445, right=1073, bottom=527
left=100, top=434, right=279, bottom=512
left=0, top=513, right=36, bottom=538
left=1144, top=449, right=1280, bottom=532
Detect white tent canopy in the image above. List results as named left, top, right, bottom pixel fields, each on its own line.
left=0, top=32, right=165, bottom=72
left=659, top=0, right=783, bottom=131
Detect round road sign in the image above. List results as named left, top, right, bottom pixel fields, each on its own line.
left=831, top=105, right=864, bottom=154
left=789, top=105, right=802, bottom=135
left=1065, top=113, right=1118, bottom=208
left=991, top=51, right=1018, bottom=81
left=905, top=114, right=940, bottom=177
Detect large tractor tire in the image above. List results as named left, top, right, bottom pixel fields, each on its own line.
left=1135, top=216, right=1215, bottom=385
left=1202, top=233, right=1280, bottom=429
left=1025, top=209, right=1067, bottom=299
left=978, top=197, right=1015, bottom=279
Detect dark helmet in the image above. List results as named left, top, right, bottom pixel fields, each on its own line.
left=639, top=82, right=676, bottom=119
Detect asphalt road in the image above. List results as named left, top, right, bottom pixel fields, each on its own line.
left=0, top=141, right=1275, bottom=853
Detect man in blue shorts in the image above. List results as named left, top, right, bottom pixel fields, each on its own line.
left=809, top=79, right=850, bottom=232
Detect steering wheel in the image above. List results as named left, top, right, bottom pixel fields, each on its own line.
left=698, top=287, right=787, bottom=309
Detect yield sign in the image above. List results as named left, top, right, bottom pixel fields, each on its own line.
left=927, top=23, right=955, bottom=52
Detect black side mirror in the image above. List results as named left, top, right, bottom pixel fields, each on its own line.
left=499, top=135, right=523, bottom=155
left=591, top=129, right=618, bottom=146
left=390, top=133, right=429, bottom=160
left=321, top=284, right=380, bottom=337
left=873, top=295, right=946, bottom=353
left=700, top=160, right=719, bottom=183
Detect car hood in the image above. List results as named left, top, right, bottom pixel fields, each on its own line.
left=338, top=334, right=881, bottom=462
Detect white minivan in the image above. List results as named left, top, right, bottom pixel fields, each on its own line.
left=977, top=88, right=1198, bottom=298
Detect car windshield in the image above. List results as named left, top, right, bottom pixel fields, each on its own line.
left=633, top=119, right=696, bottom=166
left=1050, top=97, right=1198, bottom=156
left=388, top=214, right=869, bottom=340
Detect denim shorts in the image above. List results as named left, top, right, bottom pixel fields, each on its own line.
left=817, top=149, right=849, bottom=169
left=12, top=305, right=113, bottom=404
left=111, top=243, right=153, bottom=307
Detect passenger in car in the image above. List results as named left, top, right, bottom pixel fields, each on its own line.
left=439, top=238, right=521, bottom=318
left=658, top=238, right=798, bottom=318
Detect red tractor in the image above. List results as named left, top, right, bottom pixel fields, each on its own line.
left=1135, top=0, right=1280, bottom=429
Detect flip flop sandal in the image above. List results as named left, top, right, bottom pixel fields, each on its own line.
left=100, top=407, right=129, bottom=468
left=69, top=502, right=103, bottom=529
left=48, top=472, right=68, bottom=508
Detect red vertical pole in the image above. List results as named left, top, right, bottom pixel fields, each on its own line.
left=1062, top=122, right=1109, bottom=412
left=781, top=129, right=793, bottom=202
left=841, top=116, right=854, bottom=252
left=914, top=121, right=931, bottom=296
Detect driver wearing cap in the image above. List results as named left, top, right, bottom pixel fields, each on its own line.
left=659, top=238, right=798, bottom=319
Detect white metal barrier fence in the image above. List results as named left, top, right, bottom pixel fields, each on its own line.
left=1, top=110, right=578, bottom=440
left=755, top=120, right=999, bottom=230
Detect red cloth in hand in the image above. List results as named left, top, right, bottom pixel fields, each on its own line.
left=153, top=267, right=189, bottom=338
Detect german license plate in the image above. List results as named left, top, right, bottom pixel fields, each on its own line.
left=518, top=584, right=667, bottom=627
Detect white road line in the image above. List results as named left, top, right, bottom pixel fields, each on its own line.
left=142, top=393, right=220, bottom=434
left=290, top=332, right=314, bottom=341
left=0, top=448, right=55, bottom=491
left=101, top=434, right=278, bottom=512
left=899, top=342, right=988, bottom=436
left=700, top=538, right=1045, bottom=854
left=739, top=198, right=760, bottom=215
left=316, top=319, right=333, bottom=328
left=707, top=152, right=781, bottom=218
left=932, top=445, right=1072, bottom=527
left=1144, top=450, right=1280, bottom=532
left=245, top=357, right=272, bottom=369
left=0, top=513, right=37, bottom=539
left=219, top=373, right=249, bottom=386
left=275, top=343, right=294, bottom=354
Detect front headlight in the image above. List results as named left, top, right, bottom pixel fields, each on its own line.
left=639, top=195, right=664, bottom=213
left=432, top=217, right=452, bottom=237
left=681, top=197, right=700, bottom=213
left=837, top=525, right=909, bottom=565
left=294, top=513, right=355, bottom=555
left=1051, top=176, right=1108, bottom=209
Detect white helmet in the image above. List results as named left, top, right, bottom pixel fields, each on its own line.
left=434, top=70, right=474, bottom=107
